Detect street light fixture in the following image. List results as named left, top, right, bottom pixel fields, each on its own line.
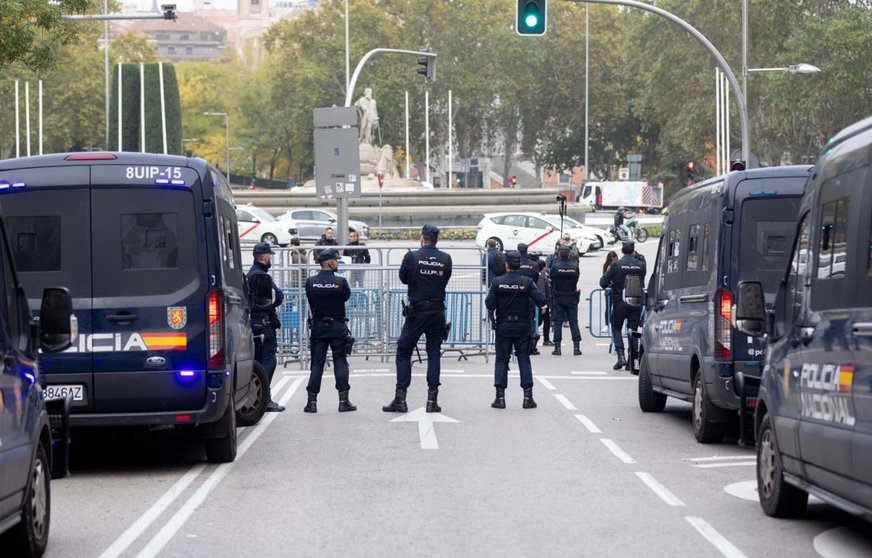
left=748, top=63, right=821, bottom=74
left=203, top=112, right=230, bottom=182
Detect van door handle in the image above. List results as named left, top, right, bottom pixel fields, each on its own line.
left=853, top=323, right=872, bottom=337
left=679, top=294, right=708, bottom=303
left=226, top=294, right=243, bottom=304
left=106, top=314, right=138, bottom=323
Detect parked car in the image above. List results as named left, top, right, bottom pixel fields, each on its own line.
left=236, top=204, right=298, bottom=246
left=279, top=208, right=370, bottom=240
left=475, top=212, right=595, bottom=254
left=541, top=214, right=608, bottom=251
left=734, top=115, right=872, bottom=522
left=638, top=165, right=812, bottom=445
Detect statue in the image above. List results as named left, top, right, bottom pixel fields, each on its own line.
left=376, top=144, right=399, bottom=179
left=354, top=87, right=379, bottom=145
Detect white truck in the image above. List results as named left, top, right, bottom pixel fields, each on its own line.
left=576, top=181, right=663, bottom=212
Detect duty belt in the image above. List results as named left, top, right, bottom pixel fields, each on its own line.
left=499, top=314, right=529, bottom=322
left=411, top=300, right=444, bottom=313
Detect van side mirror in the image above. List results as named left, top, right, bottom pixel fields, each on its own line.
left=733, top=281, right=766, bottom=337
left=252, top=274, right=274, bottom=310
left=625, top=275, right=643, bottom=307
left=39, top=287, right=78, bottom=353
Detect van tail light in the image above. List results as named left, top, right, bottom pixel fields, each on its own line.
left=207, top=289, right=225, bottom=369
left=715, top=289, right=732, bottom=360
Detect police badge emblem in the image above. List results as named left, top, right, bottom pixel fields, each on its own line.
left=167, top=306, right=187, bottom=330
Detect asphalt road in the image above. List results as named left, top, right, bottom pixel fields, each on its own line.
left=45, top=239, right=872, bottom=558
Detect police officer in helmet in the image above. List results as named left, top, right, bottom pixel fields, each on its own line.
left=303, top=249, right=356, bottom=413
left=247, top=242, right=285, bottom=412
left=600, top=240, right=646, bottom=370
left=549, top=244, right=583, bottom=356
left=383, top=225, right=453, bottom=414
left=486, top=251, right=547, bottom=409
left=516, top=243, right=542, bottom=354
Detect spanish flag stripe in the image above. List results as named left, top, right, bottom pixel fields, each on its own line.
left=142, top=332, right=187, bottom=350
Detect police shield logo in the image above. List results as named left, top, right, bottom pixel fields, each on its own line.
left=167, top=306, right=187, bottom=330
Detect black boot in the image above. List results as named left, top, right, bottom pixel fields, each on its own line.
left=491, top=387, right=506, bottom=409
left=613, top=350, right=627, bottom=370
left=573, top=341, right=582, bottom=356
left=303, top=391, right=317, bottom=413
left=529, top=336, right=540, bottom=355
left=426, top=389, right=442, bottom=413
left=552, top=345, right=561, bottom=356
left=522, top=387, right=537, bottom=409
left=382, top=389, right=408, bottom=413
left=338, top=390, right=357, bottom=412
left=542, top=335, right=554, bottom=346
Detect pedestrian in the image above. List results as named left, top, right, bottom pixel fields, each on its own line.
left=314, top=226, right=338, bottom=259
left=549, top=244, right=582, bottom=356
left=486, top=251, right=547, bottom=409
left=537, top=260, right=553, bottom=346
left=600, top=240, right=646, bottom=370
left=559, top=232, right=581, bottom=265
left=247, top=242, right=286, bottom=412
left=289, top=237, right=307, bottom=289
left=383, top=225, right=453, bottom=414
left=601, top=250, right=619, bottom=333
left=343, top=230, right=371, bottom=288
left=546, top=241, right=562, bottom=270
left=516, top=243, right=541, bottom=353
left=482, top=238, right=506, bottom=287
left=303, top=248, right=356, bottom=413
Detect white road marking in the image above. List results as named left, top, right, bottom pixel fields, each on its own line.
left=684, top=516, right=747, bottom=558
left=693, top=462, right=756, bottom=469
left=600, top=439, right=636, bottom=464
left=441, top=369, right=465, bottom=373
left=685, top=455, right=755, bottom=462
left=554, top=394, right=577, bottom=410
left=352, top=368, right=390, bottom=373
left=135, top=378, right=304, bottom=558
left=595, top=343, right=612, bottom=346
left=536, top=377, right=556, bottom=390
left=635, top=472, right=686, bottom=506
left=389, top=407, right=459, bottom=450
left=574, top=414, right=602, bottom=434
left=98, top=376, right=293, bottom=558
left=570, top=370, right=608, bottom=375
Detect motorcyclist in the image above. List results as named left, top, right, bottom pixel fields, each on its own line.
left=613, top=207, right=632, bottom=242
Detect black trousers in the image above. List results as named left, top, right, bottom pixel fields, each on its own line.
left=611, top=301, right=642, bottom=351
left=494, top=323, right=533, bottom=389
left=396, top=311, right=445, bottom=390
left=307, top=322, right=350, bottom=394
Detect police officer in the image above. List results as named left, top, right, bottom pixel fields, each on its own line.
left=303, top=249, right=355, bottom=413
left=247, top=242, right=285, bottom=412
left=516, top=243, right=542, bottom=354
left=486, top=251, right=546, bottom=409
left=481, top=238, right=505, bottom=287
left=600, top=240, right=646, bottom=370
left=549, top=244, right=582, bottom=356
left=383, top=225, right=452, bottom=414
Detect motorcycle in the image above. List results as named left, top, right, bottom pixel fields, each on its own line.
left=609, top=216, right=649, bottom=244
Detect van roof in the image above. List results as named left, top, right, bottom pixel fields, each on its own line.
left=825, top=115, right=872, bottom=148
left=669, top=164, right=813, bottom=208
left=0, top=152, right=197, bottom=171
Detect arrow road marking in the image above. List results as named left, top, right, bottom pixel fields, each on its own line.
left=390, top=407, right=459, bottom=450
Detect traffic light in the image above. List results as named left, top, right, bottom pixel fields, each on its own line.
left=686, top=161, right=696, bottom=183
left=417, top=48, right=436, bottom=81
left=511, top=175, right=517, bottom=187
left=516, top=0, right=546, bottom=36
left=455, top=174, right=463, bottom=186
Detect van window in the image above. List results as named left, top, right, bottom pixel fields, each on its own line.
left=686, top=224, right=700, bottom=271
left=0, top=229, right=25, bottom=351
left=121, top=213, right=179, bottom=270
left=817, top=197, right=849, bottom=279
left=785, top=215, right=811, bottom=327
left=667, top=228, right=681, bottom=274
left=701, top=223, right=711, bottom=272
left=6, top=216, right=61, bottom=272
left=739, top=197, right=801, bottom=295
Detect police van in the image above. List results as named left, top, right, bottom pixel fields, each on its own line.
left=0, top=153, right=268, bottom=463
left=638, top=165, right=811, bottom=444
left=734, top=116, right=872, bottom=521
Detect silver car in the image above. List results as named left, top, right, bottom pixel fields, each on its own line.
left=279, top=208, right=370, bottom=240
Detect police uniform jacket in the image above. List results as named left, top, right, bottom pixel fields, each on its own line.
left=247, top=261, right=284, bottom=321
left=399, top=245, right=452, bottom=304
left=549, top=259, right=581, bottom=302
left=518, top=255, right=539, bottom=282
left=485, top=271, right=546, bottom=324
left=482, top=247, right=506, bottom=286
left=600, top=254, right=646, bottom=301
left=305, top=270, right=351, bottom=320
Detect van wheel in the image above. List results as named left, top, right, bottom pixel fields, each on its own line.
left=205, top=403, right=237, bottom=463
left=692, top=374, right=726, bottom=443
left=8, top=442, right=51, bottom=557
left=638, top=353, right=666, bottom=412
left=488, top=237, right=503, bottom=252
left=261, top=233, right=278, bottom=245
left=757, top=414, right=808, bottom=517
left=236, top=361, right=268, bottom=427
left=635, top=227, right=649, bottom=243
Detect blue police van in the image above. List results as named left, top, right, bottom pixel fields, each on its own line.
left=638, top=165, right=812, bottom=444
left=734, top=116, right=872, bottom=521
left=0, top=152, right=268, bottom=463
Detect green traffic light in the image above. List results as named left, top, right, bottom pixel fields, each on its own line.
left=525, top=14, right=538, bottom=28
left=517, top=0, right=546, bottom=36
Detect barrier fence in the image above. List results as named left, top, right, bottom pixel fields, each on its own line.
left=269, top=245, right=492, bottom=368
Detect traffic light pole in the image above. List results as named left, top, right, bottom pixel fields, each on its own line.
left=339, top=48, right=438, bottom=244
left=568, top=0, right=751, bottom=168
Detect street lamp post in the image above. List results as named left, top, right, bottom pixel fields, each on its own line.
left=203, top=112, right=230, bottom=182
left=748, top=64, right=821, bottom=74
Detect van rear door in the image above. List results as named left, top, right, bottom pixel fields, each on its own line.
left=89, top=181, right=208, bottom=413
left=0, top=167, right=94, bottom=411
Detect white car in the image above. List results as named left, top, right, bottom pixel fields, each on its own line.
left=541, top=214, right=607, bottom=252
left=279, top=208, right=370, bottom=240
left=235, top=204, right=298, bottom=246
left=475, top=212, right=594, bottom=255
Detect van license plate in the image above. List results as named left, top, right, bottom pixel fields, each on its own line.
left=45, top=385, right=84, bottom=401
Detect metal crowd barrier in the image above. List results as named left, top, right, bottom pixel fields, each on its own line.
left=269, top=245, right=492, bottom=368
left=587, top=288, right=613, bottom=340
